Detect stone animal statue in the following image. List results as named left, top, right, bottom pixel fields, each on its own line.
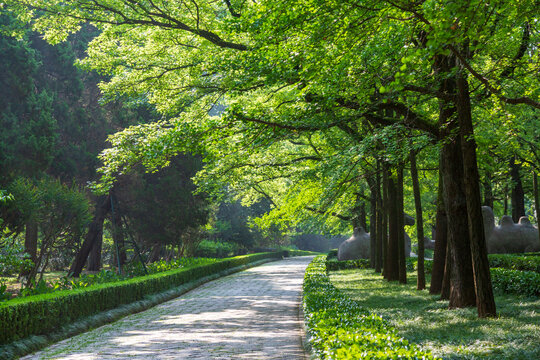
left=338, top=214, right=414, bottom=261
left=482, top=206, right=540, bottom=253
left=338, top=226, right=371, bottom=260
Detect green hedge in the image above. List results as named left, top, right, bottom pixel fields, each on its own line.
left=488, top=254, right=540, bottom=273
left=490, top=268, right=540, bottom=297
left=303, top=255, right=436, bottom=359
left=0, top=252, right=282, bottom=345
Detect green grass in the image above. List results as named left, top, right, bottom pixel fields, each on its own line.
left=329, top=269, right=540, bottom=359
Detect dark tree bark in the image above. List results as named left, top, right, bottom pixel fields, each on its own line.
left=456, top=67, right=497, bottom=317
left=510, top=157, right=526, bottom=222
left=397, top=165, right=407, bottom=284
left=87, top=231, right=103, bottom=272
left=442, top=133, right=476, bottom=308
left=441, top=240, right=452, bottom=300
left=111, top=205, right=127, bottom=268
left=368, top=179, right=377, bottom=267
left=534, top=173, right=540, bottom=248
left=375, top=162, right=383, bottom=273
left=433, top=52, right=475, bottom=309
left=386, top=171, right=399, bottom=281
left=20, top=221, right=38, bottom=277
left=148, top=243, right=162, bottom=263
left=410, top=148, right=425, bottom=290
left=430, top=166, right=448, bottom=295
left=382, top=164, right=390, bottom=278
left=69, top=195, right=111, bottom=277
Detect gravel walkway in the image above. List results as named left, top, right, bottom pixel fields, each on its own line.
left=21, top=256, right=314, bottom=359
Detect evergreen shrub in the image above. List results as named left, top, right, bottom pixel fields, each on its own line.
left=488, top=254, right=540, bottom=273
left=490, top=268, right=540, bottom=297
left=303, top=255, right=436, bottom=359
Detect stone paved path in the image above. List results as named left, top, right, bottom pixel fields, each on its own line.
left=21, top=256, right=314, bottom=360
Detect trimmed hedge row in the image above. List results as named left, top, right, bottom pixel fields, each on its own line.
left=488, top=254, right=540, bottom=273
left=303, top=255, right=435, bottom=359
left=0, top=252, right=282, bottom=345
left=490, top=268, right=540, bottom=297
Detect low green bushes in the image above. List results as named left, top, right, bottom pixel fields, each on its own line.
left=0, top=252, right=281, bottom=345
left=326, top=258, right=370, bottom=271
left=488, top=254, right=540, bottom=273
left=303, top=255, right=435, bottom=359
left=490, top=268, right=540, bottom=297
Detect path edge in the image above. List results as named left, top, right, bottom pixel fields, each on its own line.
left=1, top=258, right=279, bottom=360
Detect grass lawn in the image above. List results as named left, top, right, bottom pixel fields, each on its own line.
left=330, top=268, right=540, bottom=359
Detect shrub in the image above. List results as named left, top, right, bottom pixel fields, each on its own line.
left=303, top=255, right=436, bottom=359
left=326, top=258, right=370, bottom=271
left=0, top=252, right=282, bottom=345
left=488, top=254, right=540, bottom=273
left=193, top=240, right=240, bottom=258
left=490, top=268, right=540, bottom=297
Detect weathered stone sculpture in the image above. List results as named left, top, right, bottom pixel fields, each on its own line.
left=338, top=226, right=370, bottom=260
left=337, top=215, right=414, bottom=260
left=482, top=206, right=540, bottom=253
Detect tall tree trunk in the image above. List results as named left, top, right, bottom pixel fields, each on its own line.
left=410, top=149, right=425, bottom=290
left=375, top=163, right=383, bottom=273
left=148, top=243, right=162, bottom=263
left=441, top=239, right=452, bottom=300
left=456, top=67, right=496, bottom=317
left=397, top=165, right=407, bottom=284
left=510, top=157, right=526, bottom=222
left=387, top=170, right=399, bottom=281
left=382, top=164, right=390, bottom=279
left=368, top=179, right=377, bottom=267
left=434, top=52, right=475, bottom=308
left=430, top=166, right=448, bottom=295
left=20, top=220, right=38, bottom=277
left=534, top=172, right=540, bottom=248
left=111, top=197, right=127, bottom=268
left=87, top=233, right=103, bottom=272
left=503, top=184, right=509, bottom=215
left=69, top=195, right=110, bottom=277
left=442, top=132, right=476, bottom=308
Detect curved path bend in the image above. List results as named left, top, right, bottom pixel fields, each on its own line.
left=22, top=256, right=314, bottom=360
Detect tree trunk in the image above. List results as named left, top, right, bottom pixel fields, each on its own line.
left=456, top=67, right=496, bottom=317
left=510, top=157, right=526, bottom=222
left=430, top=165, right=448, bottom=295
left=368, top=179, right=377, bottom=267
left=20, top=220, right=38, bottom=277
left=382, top=164, right=390, bottom=278
left=87, top=232, right=103, bottom=272
left=397, top=165, right=407, bottom=284
left=375, top=162, right=383, bottom=273
left=386, top=170, right=399, bottom=281
left=534, top=172, right=540, bottom=248
left=111, top=200, right=127, bottom=268
left=148, top=243, right=162, bottom=263
left=410, top=149, right=425, bottom=290
left=69, top=195, right=110, bottom=277
left=442, top=132, right=476, bottom=308
left=441, top=239, right=452, bottom=300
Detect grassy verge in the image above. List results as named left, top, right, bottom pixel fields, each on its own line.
left=330, top=268, right=540, bottom=359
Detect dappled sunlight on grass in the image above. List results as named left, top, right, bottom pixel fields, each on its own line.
left=330, top=269, right=540, bottom=359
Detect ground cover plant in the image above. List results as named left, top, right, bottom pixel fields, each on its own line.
left=303, top=255, right=435, bottom=359
left=330, top=267, right=540, bottom=359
